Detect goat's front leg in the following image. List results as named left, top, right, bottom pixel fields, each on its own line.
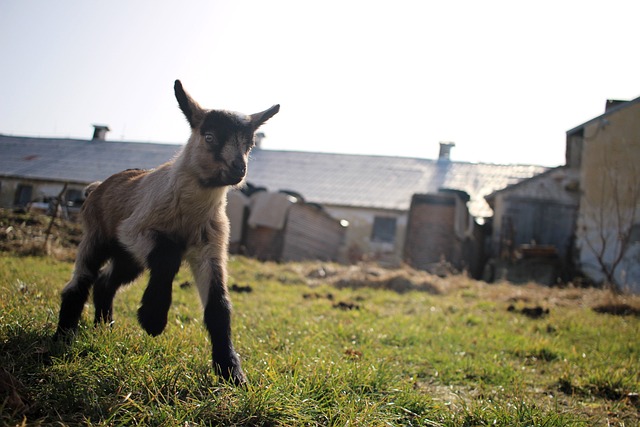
left=190, top=256, right=246, bottom=385
left=137, top=232, right=185, bottom=336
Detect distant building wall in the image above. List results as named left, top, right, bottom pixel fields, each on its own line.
left=574, top=101, right=640, bottom=292
left=0, top=177, right=86, bottom=208
left=488, top=167, right=580, bottom=261
left=323, top=205, right=407, bottom=265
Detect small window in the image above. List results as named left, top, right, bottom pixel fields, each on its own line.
left=371, top=216, right=397, bottom=244
left=14, top=184, right=33, bottom=207
left=630, top=224, right=640, bottom=244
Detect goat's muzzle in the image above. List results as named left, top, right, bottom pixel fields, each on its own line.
left=228, top=159, right=247, bottom=181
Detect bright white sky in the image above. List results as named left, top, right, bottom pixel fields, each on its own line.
left=1, top=1, right=638, bottom=167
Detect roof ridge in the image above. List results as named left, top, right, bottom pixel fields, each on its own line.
left=566, top=94, right=640, bottom=135
left=0, top=133, right=184, bottom=148
left=251, top=147, right=548, bottom=168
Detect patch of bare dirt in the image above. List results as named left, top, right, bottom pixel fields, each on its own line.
left=291, top=261, right=640, bottom=314
left=498, top=282, right=640, bottom=318
left=301, top=263, right=444, bottom=294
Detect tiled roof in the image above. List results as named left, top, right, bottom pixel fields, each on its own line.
left=0, top=134, right=548, bottom=217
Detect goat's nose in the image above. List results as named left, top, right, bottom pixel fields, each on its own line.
left=231, top=159, right=246, bottom=175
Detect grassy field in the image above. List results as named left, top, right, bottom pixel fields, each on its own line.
left=1, top=252, right=639, bottom=426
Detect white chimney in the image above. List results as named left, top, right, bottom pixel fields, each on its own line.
left=254, top=132, right=266, bottom=148
left=438, top=141, right=455, bottom=161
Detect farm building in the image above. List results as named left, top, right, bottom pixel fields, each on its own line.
left=243, top=144, right=546, bottom=267
left=403, top=190, right=485, bottom=277
left=227, top=190, right=346, bottom=262
left=568, top=97, right=640, bottom=292
left=484, top=166, right=580, bottom=284
left=1, top=97, right=638, bottom=289
left=0, top=130, right=547, bottom=269
left=484, top=96, right=640, bottom=292
left=0, top=129, right=180, bottom=210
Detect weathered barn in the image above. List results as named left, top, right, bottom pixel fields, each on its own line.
left=0, top=129, right=180, bottom=208
left=237, top=191, right=346, bottom=262
left=484, top=167, right=580, bottom=284
left=403, top=190, right=485, bottom=277
left=567, top=97, right=640, bottom=292
left=482, top=95, right=640, bottom=292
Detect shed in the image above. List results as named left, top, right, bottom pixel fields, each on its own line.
left=485, top=166, right=580, bottom=261
left=238, top=191, right=346, bottom=262
left=484, top=166, right=580, bottom=283
left=403, top=190, right=484, bottom=277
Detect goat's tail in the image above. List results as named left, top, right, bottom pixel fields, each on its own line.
left=84, top=181, right=102, bottom=198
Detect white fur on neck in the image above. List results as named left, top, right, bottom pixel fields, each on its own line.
left=117, top=144, right=229, bottom=266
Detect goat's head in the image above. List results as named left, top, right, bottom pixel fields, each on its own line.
left=174, top=80, right=279, bottom=187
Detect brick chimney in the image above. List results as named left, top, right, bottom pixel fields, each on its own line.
left=438, top=141, right=455, bottom=161
left=92, top=124, right=110, bottom=141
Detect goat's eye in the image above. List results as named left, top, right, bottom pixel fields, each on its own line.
left=204, top=133, right=214, bottom=143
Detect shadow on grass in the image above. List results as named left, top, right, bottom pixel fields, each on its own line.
left=0, top=328, right=60, bottom=423
left=0, top=325, right=127, bottom=425
left=0, top=326, right=286, bottom=426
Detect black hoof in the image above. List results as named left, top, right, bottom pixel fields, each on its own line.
left=94, top=311, right=114, bottom=326
left=137, top=304, right=167, bottom=336
left=53, top=326, right=76, bottom=343
left=214, top=353, right=247, bottom=386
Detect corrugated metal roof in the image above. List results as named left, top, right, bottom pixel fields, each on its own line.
left=0, top=134, right=548, bottom=217
left=247, top=150, right=547, bottom=217
left=0, top=135, right=180, bottom=184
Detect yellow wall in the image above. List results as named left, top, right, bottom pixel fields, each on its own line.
left=576, top=101, right=640, bottom=292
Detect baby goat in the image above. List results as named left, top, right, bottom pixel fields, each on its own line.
left=55, top=80, right=279, bottom=385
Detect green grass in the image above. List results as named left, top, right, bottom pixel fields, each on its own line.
left=1, top=254, right=639, bottom=426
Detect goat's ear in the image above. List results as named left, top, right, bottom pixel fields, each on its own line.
left=174, top=80, right=204, bottom=128
left=249, top=104, right=280, bottom=130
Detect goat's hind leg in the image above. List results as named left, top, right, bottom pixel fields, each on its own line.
left=93, top=246, right=143, bottom=326
left=55, top=238, right=110, bottom=339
